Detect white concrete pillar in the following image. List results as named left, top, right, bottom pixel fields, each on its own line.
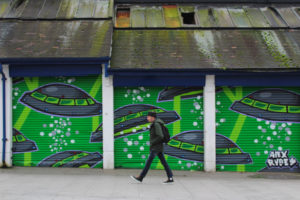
left=0, top=64, right=12, bottom=167
left=3, top=65, right=12, bottom=167
left=102, top=65, right=114, bottom=169
left=204, top=75, right=216, bottom=172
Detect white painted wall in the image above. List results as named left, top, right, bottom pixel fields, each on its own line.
left=204, top=75, right=216, bottom=172
left=102, top=65, right=114, bottom=169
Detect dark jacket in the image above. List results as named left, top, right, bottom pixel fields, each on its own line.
left=149, top=118, right=164, bottom=152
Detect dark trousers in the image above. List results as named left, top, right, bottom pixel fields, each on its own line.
left=140, top=150, right=173, bottom=179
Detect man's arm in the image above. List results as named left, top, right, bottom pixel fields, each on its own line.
left=152, top=122, right=164, bottom=146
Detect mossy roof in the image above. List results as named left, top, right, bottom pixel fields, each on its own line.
left=111, top=29, right=300, bottom=70
left=0, top=0, right=113, bottom=58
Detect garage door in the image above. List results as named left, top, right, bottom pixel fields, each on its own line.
left=12, top=75, right=103, bottom=168
left=113, top=87, right=204, bottom=171
left=216, top=86, right=300, bottom=172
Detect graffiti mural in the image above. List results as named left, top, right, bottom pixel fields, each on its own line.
left=114, top=87, right=204, bottom=171
left=90, top=104, right=180, bottom=143
left=20, top=83, right=102, bottom=117
left=216, top=86, right=300, bottom=172
left=12, top=76, right=103, bottom=168
left=231, top=88, right=300, bottom=123
left=164, top=130, right=252, bottom=164
left=12, top=128, right=38, bottom=154
left=37, top=150, right=103, bottom=168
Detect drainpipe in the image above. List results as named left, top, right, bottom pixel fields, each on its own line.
left=0, top=63, right=7, bottom=168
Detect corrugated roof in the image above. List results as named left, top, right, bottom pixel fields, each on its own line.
left=111, top=29, right=300, bottom=70
left=115, top=4, right=300, bottom=28
left=0, top=20, right=112, bottom=58
left=0, top=0, right=111, bottom=19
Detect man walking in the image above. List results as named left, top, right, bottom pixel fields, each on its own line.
left=130, top=112, right=174, bottom=184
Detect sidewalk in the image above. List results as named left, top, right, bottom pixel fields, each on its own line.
left=0, top=167, right=300, bottom=200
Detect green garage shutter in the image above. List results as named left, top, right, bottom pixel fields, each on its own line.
left=114, top=86, right=204, bottom=171
left=216, top=86, right=300, bottom=172
left=12, top=75, right=103, bottom=168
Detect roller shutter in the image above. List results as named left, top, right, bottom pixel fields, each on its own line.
left=12, top=75, right=103, bottom=168
left=216, top=86, right=300, bottom=172
left=114, top=86, right=204, bottom=171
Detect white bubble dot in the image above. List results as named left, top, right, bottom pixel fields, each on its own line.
left=140, top=146, right=144, bottom=151
left=138, top=135, right=143, bottom=140
left=127, top=154, right=132, bottom=159
left=70, top=139, right=75, bottom=144
left=40, top=132, right=45, bottom=136
left=278, top=146, right=282, bottom=151
left=254, top=139, right=258, bottom=143
left=127, top=141, right=133, bottom=146
left=267, top=136, right=271, bottom=141
left=264, top=150, right=268, bottom=154
left=193, top=122, right=198, bottom=126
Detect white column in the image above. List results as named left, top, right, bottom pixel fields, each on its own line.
left=0, top=65, right=3, bottom=167
left=3, top=65, right=12, bottom=167
left=204, top=75, right=216, bottom=172
left=0, top=64, right=12, bottom=168
left=102, top=65, right=114, bottom=169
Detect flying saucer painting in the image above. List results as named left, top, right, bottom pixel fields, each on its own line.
left=12, top=128, right=38, bottom=154
left=157, top=87, right=224, bottom=102
left=164, top=130, right=252, bottom=165
left=19, top=83, right=102, bottom=117
left=230, top=88, right=300, bottom=123
left=90, top=104, right=180, bottom=143
left=37, top=151, right=102, bottom=168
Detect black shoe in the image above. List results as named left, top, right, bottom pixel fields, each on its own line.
left=130, top=175, right=143, bottom=183
left=163, top=177, right=174, bottom=184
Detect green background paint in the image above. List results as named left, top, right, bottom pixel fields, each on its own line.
left=114, top=87, right=204, bottom=171
left=12, top=76, right=103, bottom=168
left=216, top=87, right=300, bottom=172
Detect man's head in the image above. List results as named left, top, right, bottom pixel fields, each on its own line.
left=147, top=112, right=156, bottom=123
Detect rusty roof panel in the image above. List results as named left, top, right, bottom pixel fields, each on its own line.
left=244, top=7, right=270, bottom=27
left=75, top=0, right=95, bottom=18
left=228, top=8, right=252, bottom=27
left=115, top=7, right=130, bottom=28
left=20, top=0, right=45, bottom=19
left=131, top=6, right=146, bottom=27
left=0, top=20, right=112, bottom=58
left=275, top=7, right=300, bottom=28
left=212, top=7, right=234, bottom=27
left=38, top=0, right=61, bottom=19
left=145, top=6, right=164, bottom=27
left=111, top=30, right=300, bottom=70
left=163, top=5, right=181, bottom=28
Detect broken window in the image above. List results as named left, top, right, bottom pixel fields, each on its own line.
left=181, top=12, right=196, bottom=25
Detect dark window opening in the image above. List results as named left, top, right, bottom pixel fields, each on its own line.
left=116, top=7, right=130, bottom=18
left=181, top=12, right=196, bottom=25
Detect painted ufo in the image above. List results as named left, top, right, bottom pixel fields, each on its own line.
left=37, top=150, right=102, bottom=168
left=157, top=87, right=224, bottom=102
left=230, top=88, right=300, bottom=123
left=164, top=130, right=252, bottom=165
left=12, top=128, right=38, bottom=154
left=90, top=104, right=180, bottom=143
left=19, top=83, right=102, bottom=117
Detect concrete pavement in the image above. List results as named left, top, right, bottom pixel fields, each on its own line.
left=0, top=167, right=300, bottom=200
